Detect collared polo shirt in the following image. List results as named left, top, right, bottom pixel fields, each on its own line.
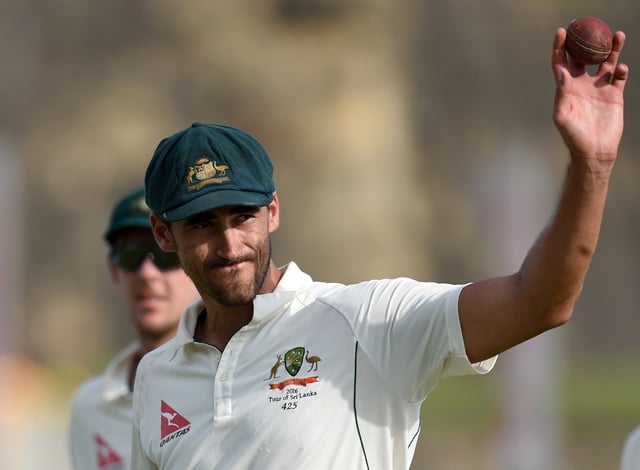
left=131, top=262, right=495, bottom=469
left=69, top=342, right=138, bottom=470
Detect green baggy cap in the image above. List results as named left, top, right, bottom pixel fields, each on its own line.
left=145, top=123, right=275, bottom=222
left=104, top=186, right=151, bottom=244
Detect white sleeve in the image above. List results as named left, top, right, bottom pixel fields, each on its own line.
left=620, top=426, right=640, bottom=470
left=321, top=278, right=496, bottom=402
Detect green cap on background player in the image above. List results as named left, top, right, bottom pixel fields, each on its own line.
left=144, top=122, right=275, bottom=222
left=104, top=187, right=151, bottom=244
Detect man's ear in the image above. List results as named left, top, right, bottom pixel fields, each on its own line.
left=268, top=192, right=280, bottom=234
left=150, top=212, right=177, bottom=251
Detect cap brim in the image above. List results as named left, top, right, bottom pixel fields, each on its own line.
left=159, top=190, right=273, bottom=222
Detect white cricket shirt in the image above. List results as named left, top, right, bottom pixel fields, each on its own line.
left=131, top=262, right=496, bottom=469
left=69, top=342, right=138, bottom=470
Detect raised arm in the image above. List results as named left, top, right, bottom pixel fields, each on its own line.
left=458, top=27, right=629, bottom=363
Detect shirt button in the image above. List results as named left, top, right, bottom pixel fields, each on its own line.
left=219, top=373, right=228, bottom=381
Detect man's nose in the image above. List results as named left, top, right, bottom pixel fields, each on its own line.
left=137, top=255, right=161, bottom=275
left=214, top=228, right=242, bottom=260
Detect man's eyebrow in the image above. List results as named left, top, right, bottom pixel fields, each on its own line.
left=184, top=212, right=214, bottom=225
left=184, top=206, right=261, bottom=224
left=228, top=205, right=261, bottom=214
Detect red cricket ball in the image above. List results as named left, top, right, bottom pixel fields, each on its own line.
left=565, top=16, right=613, bottom=65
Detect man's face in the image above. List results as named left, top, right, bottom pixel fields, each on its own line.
left=108, top=228, right=199, bottom=342
left=156, top=198, right=280, bottom=308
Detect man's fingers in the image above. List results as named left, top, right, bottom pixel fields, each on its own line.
left=605, top=31, right=626, bottom=66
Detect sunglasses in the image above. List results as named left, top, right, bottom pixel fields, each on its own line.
left=112, top=244, right=181, bottom=272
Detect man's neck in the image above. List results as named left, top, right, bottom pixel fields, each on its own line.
left=194, top=262, right=285, bottom=351
left=194, top=304, right=253, bottom=351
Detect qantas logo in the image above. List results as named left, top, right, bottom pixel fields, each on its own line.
left=94, top=434, right=124, bottom=469
left=160, top=400, right=191, bottom=447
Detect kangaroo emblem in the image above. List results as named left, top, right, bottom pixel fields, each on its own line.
left=265, top=354, right=283, bottom=380
left=185, top=167, right=197, bottom=184
left=161, top=412, right=180, bottom=429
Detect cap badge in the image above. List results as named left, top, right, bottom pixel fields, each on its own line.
left=185, top=157, right=230, bottom=192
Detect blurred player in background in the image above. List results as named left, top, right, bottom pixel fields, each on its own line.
left=68, top=186, right=199, bottom=470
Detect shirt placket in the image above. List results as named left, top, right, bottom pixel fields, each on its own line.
left=213, top=335, right=243, bottom=421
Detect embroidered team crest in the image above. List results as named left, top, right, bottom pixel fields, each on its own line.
left=160, top=401, right=191, bottom=439
left=266, top=347, right=322, bottom=393
left=94, top=434, right=123, bottom=469
left=284, top=347, right=305, bottom=376
left=184, top=157, right=231, bottom=192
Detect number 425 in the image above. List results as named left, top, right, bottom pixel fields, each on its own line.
left=281, top=401, right=298, bottom=411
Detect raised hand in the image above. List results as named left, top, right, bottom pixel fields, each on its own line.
left=551, top=27, right=629, bottom=170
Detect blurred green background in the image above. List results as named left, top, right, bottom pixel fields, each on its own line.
left=1, top=0, right=639, bottom=469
